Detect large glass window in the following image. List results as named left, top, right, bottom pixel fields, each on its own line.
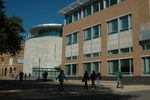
left=108, top=60, right=119, bottom=75
left=92, top=62, right=100, bottom=72
left=83, top=62, right=101, bottom=74
left=83, top=63, right=91, bottom=74
left=65, top=64, right=78, bottom=76
left=142, top=57, right=150, bottom=75
left=108, top=59, right=133, bottom=75
left=65, top=65, right=71, bottom=75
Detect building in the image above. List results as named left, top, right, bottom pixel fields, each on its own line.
left=0, top=44, right=25, bottom=78
left=23, top=24, right=63, bottom=79
left=59, top=0, right=150, bottom=83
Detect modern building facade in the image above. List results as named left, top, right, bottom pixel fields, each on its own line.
left=23, top=24, right=63, bottom=78
left=59, top=0, right=150, bottom=82
left=0, top=44, right=25, bottom=77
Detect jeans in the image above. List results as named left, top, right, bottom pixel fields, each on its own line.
left=116, top=78, right=123, bottom=88
left=97, top=78, right=102, bottom=86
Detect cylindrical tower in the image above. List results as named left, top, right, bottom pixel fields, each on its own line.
left=23, top=23, right=63, bottom=78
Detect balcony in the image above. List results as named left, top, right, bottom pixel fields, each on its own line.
left=139, top=23, right=150, bottom=41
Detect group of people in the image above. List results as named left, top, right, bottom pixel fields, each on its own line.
left=82, top=70, right=102, bottom=89
left=82, top=70, right=124, bottom=89
left=15, top=71, right=31, bottom=81
left=55, top=70, right=123, bottom=91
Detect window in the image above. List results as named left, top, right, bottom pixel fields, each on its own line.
left=83, top=63, right=91, bottom=74
left=92, top=52, right=100, bottom=57
left=72, top=56, right=78, bottom=60
left=142, top=57, right=150, bottom=75
left=120, top=47, right=133, bottom=53
left=121, top=59, right=133, bottom=75
left=84, top=27, right=91, bottom=41
left=73, top=11, right=78, bottom=22
left=84, top=53, right=91, bottom=58
left=142, top=43, right=150, bottom=51
left=110, top=0, right=117, bottom=6
left=93, top=25, right=100, bottom=39
left=84, top=24, right=101, bottom=41
left=100, top=0, right=104, bottom=10
left=66, top=34, right=72, bottom=45
left=83, top=62, right=101, bottom=74
left=93, top=1, right=99, bottom=13
left=108, top=59, right=133, bottom=75
left=120, top=15, right=129, bottom=32
left=72, top=32, right=78, bottom=44
left=65, top=65, right=71, bottom=75
left=108, top=49, right=118, bottom=55
left=66, top=14, right=72, bottom=24
left=83, top=4, right=91, bottom=17
left=66, top=32, right=78, bottom=45
left=108, top=14, right=132, bottom=35
left=108, top=60, right=119, bottom=75
left=66, top=57, right=71, bottom=61
left=108, top=19, right=118, bottom=34
left=92, top=62, right=100, bottom=72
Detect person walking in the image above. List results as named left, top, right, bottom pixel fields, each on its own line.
left=96, top=72, right=102, bottom=87
left=19, top=71, right=24, bottom=82
left=116, top=69, right=124, bottom=89
left=56, top=70, right=67, bottom=90
left=28, top=73, right=31, bottom=79
left=90, top=70, right=97, bottom=88
left=43, top=71, right=48, bottom=82
left=15, top=72, right=18, bottom=80
left=24, top=73, right=27, bottom=80
left=83, top=71, right=89, bottom=89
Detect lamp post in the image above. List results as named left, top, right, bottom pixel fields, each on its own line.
left=38, top=58, right=41, bottom=80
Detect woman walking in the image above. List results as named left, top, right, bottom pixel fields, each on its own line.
left=83, top=71, right=89, bottom=89
left=56, top=70, right=67, bottom=90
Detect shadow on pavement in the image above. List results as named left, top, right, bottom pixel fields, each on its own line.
left=0, top=80, right=138, bottom=100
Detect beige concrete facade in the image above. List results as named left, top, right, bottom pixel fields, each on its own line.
left=60, top=0, right=150, bottom=77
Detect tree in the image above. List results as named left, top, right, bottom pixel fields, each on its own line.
left=0, top=0, right=25, bottom=56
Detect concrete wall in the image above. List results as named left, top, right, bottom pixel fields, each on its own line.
left=23, top=36, right=62, bottom=74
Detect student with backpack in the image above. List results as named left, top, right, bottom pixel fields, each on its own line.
left=116, top=69, right=124, bottom=89
left=56, top=70, right=67, bottom=90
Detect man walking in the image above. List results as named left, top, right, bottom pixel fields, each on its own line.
left=116, top=69, right=124, bottom=89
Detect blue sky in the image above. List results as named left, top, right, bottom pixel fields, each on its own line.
left=4, top=0, right=76, bottom=35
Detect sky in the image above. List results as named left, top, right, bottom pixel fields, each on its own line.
left=4, top=0, right=76, bottom=36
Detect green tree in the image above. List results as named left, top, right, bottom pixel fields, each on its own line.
left=0, top=0, right=25, bottom=56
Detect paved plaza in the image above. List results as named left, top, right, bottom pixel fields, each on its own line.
left=0, top=77, right=150, bottom=100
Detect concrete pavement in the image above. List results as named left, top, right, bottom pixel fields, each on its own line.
left=0, top=77, right=150, bottom=100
